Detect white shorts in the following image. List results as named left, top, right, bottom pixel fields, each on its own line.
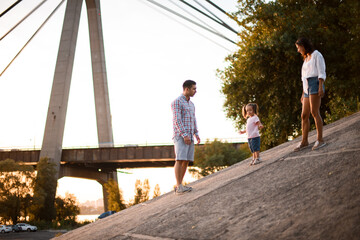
left=173, top=136, right=195, bottom=161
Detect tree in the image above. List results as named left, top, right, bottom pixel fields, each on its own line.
left=30, top=157, right=57, bottom=222
left=0, top=159, right=35, bottom=224
left=153, top=184, right=161, bottom=198
left=131, top=179, right=150, bottom=205
left=219, top=0, right=360, bottom=149
left=55, top=193, right=80, bottom=226
left=189, top=140, right=251, bottom=179
left=104, top=179, right=126, bottom=212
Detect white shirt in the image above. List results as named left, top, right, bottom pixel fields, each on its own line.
left=246, top=115, right=260, bottom=139
left=301, top=50, right=326, bottom=93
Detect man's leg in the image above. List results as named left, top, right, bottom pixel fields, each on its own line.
left=174, top=160, right=184, bottom=187
left=180, top=160, right=189, bottom=183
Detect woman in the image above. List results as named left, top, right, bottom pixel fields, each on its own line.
left=294, top=37, right=326, bottom=151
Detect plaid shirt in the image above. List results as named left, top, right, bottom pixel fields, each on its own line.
left=171, top=94, right=199, bottom=140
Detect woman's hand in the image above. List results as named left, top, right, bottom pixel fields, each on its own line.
left=318, top=78, right=325, bottom=98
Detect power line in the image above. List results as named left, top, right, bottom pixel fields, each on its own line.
left=0, top=0, right=65, bottom=77
left=0, top=0, right=22, bottom=18
left=0, top=0, right=48, bottom=41
left=144, top=0, right=236, bottom=45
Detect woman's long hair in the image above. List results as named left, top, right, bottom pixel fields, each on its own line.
left=296, top=37, right=315, bottom=58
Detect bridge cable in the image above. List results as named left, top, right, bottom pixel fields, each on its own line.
left=0, top=0, right=65, bottom=77
left=140, top=0, right=232, bottom=51
left=205, top=0, right=237, bottom=22
left=178, top=0, right=238, bottom=34
left=167, top=0, right=221, bottom=35
left=0, top=0, right=48, bottom=41
left=143, top=0, right=236, bottom=45
left=192, top=0, right=238, bottom=34
left=0, top=0, right=22, bottom=18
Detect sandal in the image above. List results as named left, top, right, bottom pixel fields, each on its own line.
left=294, top=142, right=309, bottom=152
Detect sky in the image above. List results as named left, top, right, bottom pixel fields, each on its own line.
left=0, top=0, right=244, bottom=204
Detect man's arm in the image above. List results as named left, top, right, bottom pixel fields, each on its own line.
left=171, top=99, right=187, bottom=138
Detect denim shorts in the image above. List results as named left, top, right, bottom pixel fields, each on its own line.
left=248, top=137, right=260, bottom=153
left=173, top=136, right=195, bottom=161
left=304, top=77, right=325, bottom=98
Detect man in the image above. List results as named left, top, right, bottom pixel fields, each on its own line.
left=171, top=80, right=200, bottom=195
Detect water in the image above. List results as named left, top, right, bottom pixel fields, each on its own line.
left=77, top=214, right=98, bottom=223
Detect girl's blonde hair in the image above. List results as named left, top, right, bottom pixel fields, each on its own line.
left=242, top=103, right=259, bottom=118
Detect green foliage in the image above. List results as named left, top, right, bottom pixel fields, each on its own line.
left=55, top=193, right=80, bottom=226
left=324, top=95, right=360, bottom=124
left=220, top=0, right=360, bottom=149
left=0, top=159, right=35, bottom=224
left=104, top=179, right=126, bottom=212
left=131, top=179, right=150, bottom=205
left=189, top=140, right=251, bottom=179
left=153, top=184, right=161, bottom=198
left=30, top=157, right=57, bottom=222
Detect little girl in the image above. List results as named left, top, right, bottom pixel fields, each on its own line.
left=239, top=103, right=264, bottom=165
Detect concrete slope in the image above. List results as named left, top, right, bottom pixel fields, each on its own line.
left=54, top=112, right=360, bottom=240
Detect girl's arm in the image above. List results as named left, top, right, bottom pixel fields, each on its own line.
left=256, top=121, right=264, bottom=130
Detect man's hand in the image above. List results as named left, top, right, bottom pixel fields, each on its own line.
left=183, top=136, right=191, bottom=145
left=195, top=135, right=201, bottom=144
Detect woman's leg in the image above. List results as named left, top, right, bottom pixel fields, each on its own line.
left=301, top=97, right=311, bottom=145
left=309, top=94, right=323, bottom=142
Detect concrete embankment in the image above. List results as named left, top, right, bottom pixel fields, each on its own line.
left=53, top=112, right=360, bottom=240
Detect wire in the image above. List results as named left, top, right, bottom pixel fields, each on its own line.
left=0, top=0, right=22, bottom=18
left=0, top=0, right=48, bottom=41
left=192, top=0, right=237, bottom=34
left=140, top=0, right=232, bottom=51
left=179, top=0, right=237, bottom=34
left=0, top=0, right=66, bottom=77
left=168, top=0, right=219, bottom=35
left=205, top=0, right=233, bottom=18
left=144, top=0, right=236, bottom=45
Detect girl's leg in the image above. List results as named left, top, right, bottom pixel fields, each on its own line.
left=301, top=97, right=311, bottom=145
left=309, top=94, right=323, bottom=142
left=254, top=151, right=260, bottom=160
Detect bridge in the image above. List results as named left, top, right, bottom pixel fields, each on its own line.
left=0, top=0, right=238, bottom=211
left=0, top=142, right=243, bottom=169
left=0, top=145, right=176, bottom=168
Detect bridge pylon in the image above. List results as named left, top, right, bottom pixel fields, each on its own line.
left=39, top=0, right=115, bottom=211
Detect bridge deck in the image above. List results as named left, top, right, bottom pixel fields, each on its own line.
left=0, top=145, right=176, bottom=168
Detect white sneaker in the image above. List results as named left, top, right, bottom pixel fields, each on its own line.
left=174, top=184, right=191, bottom=195
left=253, top=158, right=261, bottom=165
left=183, top=185, right=193, bottom=191
left=312, top=141, right=326, bottom=150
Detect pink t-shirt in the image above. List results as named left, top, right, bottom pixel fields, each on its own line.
left=246, top=115, right=260, bottom=139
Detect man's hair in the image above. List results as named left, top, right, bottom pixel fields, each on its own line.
left=183, top=80, right=196, bottom=90
left=295, top=37, right=315, bottom=56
